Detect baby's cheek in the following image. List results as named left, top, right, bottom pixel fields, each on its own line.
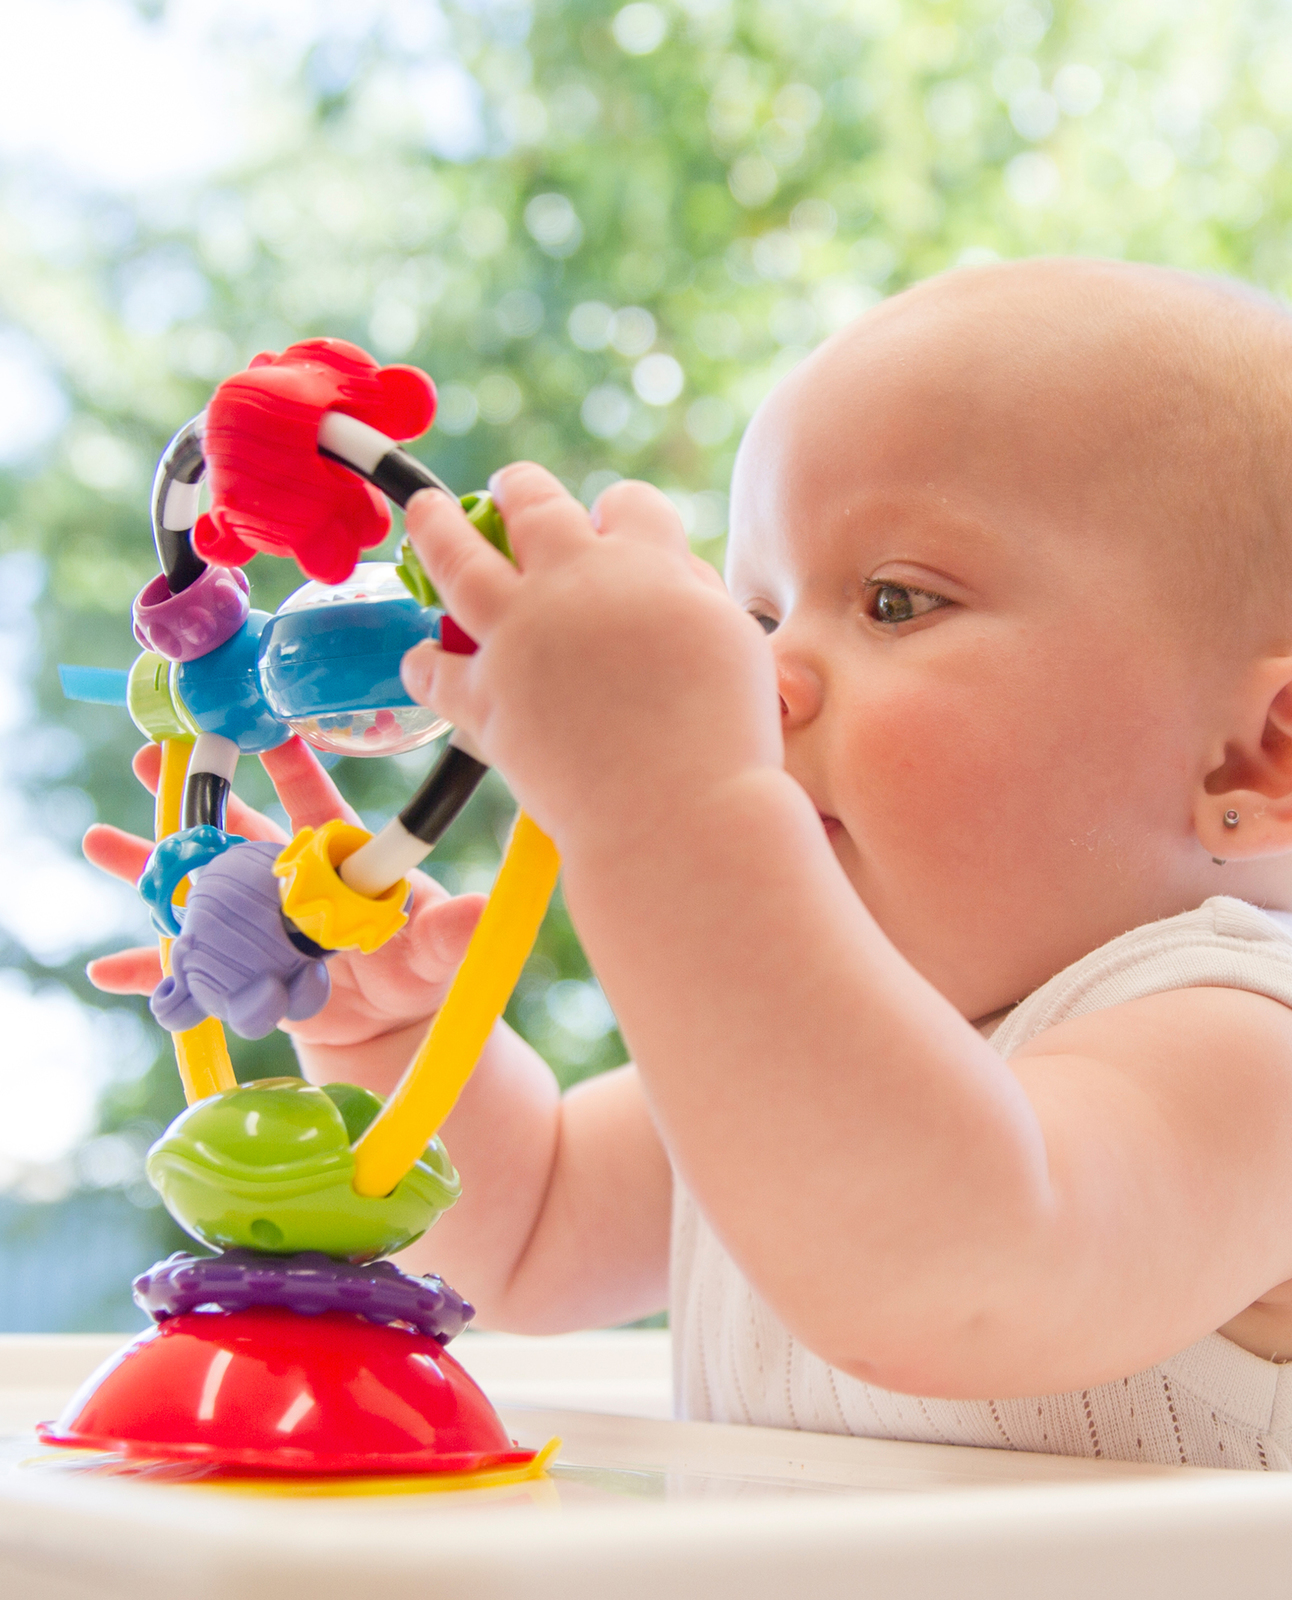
left=837, top=659, right=1175, bottom=1002
left=838, top=675, right=1079, bottom=901
left=841, top=682, right=1019, bottom=853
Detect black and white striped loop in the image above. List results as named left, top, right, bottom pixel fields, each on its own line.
left=315, top=412, right=492, bottom=883
left=149, top=410, right=455, bottom=593
left=183, top=733, right=238, bottom=831
left=316, top=412, right=455, bottom=511
left=150, top=417, right=231, bottom=834
left=150, top=414, right=208, bottom=594
left=147, top=408, right=489, bottom=899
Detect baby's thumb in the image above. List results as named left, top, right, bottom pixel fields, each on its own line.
left=407, top=892, right=487, bottom=980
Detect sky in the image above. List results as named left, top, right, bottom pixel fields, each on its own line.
left=0, top=0, right=490, bottom=461
left=0, top=1, right=301, bottom=1176
left=0, top=2, right=247, bottom=194
left=0, top=0, right=484, bottom=198
left=0, top=0, right=252, bottom=467
left=0, top=0, right=517, bottom=1179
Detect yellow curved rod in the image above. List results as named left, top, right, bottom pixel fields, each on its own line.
left=351, top=810, right=560, bottom=1197
left=155, top=738, right=237, bottom=1106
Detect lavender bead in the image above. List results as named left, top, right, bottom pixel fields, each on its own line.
left=133, top=1249, right=475, bottom=1343
left=150, top=839, right=331, bottom=1039
left=132, top=564, right=250, bottom=662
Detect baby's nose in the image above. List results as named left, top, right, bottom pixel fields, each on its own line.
left=776, top=656, right=823, bottom=729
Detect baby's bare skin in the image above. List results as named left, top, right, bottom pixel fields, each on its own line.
left=88, top=258, right=1292, bottom=1391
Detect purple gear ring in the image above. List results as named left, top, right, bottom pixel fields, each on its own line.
left=133, top=1250, right=475, bottom=1344
left=132, top=563, right=251, bottom=662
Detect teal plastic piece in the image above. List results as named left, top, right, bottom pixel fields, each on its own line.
left=58, top=665, right=130, bottom=706
left=137, top=825, right=247, bottom=938
left=146, top=1078, right=461, bottom=1262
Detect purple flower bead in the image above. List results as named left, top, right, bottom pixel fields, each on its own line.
left=132, top=564, right=251, bottom=662
left=150, top=840, right=331, bottom=1039
left=132, top=1250, right=475, bottom=1343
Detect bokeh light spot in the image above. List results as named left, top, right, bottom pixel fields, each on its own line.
left=633, top=353, right=685, bottom=406
left=613, top=3, right=669, bottom=56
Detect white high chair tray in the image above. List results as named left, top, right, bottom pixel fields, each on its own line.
left=3, top=1329, right=1292, bottom=1599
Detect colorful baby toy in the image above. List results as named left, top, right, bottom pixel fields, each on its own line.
left=44, top=339, right=560, bottom=1483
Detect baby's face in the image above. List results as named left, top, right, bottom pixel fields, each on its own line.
left=726, top=272, right=1224, bottom=1018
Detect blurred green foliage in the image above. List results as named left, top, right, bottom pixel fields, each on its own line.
left=4, top=0, right=1292, bottom=1324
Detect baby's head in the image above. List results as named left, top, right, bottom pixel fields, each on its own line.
left=726, top=257, right=1292, bottom=1017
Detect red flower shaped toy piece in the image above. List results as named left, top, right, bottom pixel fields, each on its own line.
left=193, top=338, right=437, bottom=585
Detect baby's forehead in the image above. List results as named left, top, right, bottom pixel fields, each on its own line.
left=727, top=259, right=1292, bottom=632
left=750, top=261, right=1273, bottom=457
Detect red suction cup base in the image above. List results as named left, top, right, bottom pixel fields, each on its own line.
left=37, top=1306, right=533, bottom=1476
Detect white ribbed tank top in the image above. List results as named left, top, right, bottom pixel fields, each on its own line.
left=671, top=897, right=1292, bottom=1469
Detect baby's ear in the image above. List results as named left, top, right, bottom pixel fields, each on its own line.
left=1197, top=659, right=1292, bottom=860
left=1267, top=681, right=1292, bottom=744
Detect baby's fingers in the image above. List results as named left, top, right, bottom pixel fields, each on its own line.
left=488, top=461, right=595, bottom=568
left=224, top=791, right=290, bottom=845
left=400, top=891, right=487, bottom=983
left=83, top=823, right=151, bottom=886
left=131, top=741, right=162, bottom=796
left=405, top=488, right=517, bottom=641
left=591, top=478, right=690, bottom=556
left=400, top=642, right=478, bottom=736
left=259, top=736, right=361, bottom=831
left=87, top=947, right=163, bottom=995
left=130, top=741, right=288, bottom=844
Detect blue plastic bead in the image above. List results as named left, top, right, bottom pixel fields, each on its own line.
left=173, top=611, right=291, bottom=754
left=138, top=825, right=248, bottom=938
left=258, top=596, right=439, bottom=721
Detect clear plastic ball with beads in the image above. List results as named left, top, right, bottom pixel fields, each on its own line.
left=276, top=563, right=449, bottom=757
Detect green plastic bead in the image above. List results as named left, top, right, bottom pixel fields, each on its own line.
left=396, top=490, right=514, bottom=608
left=166, top=661, right=202, bottom=737
left=320, top=1080, right=384, bottom=1143
left=463, top=491, right=514, bottom=561
left=127, top=651, right=191, bottom=743
left=395, top=537, right=437, bottom=608
left=146, top=1078, right=461, bottom=1262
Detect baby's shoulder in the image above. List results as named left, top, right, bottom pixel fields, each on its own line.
left=991, top=896, right=1292, bottom=1061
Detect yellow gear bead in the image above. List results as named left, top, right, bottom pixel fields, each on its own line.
left=274, top=820, right=410, bottom=954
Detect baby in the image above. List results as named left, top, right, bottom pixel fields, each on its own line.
left=88, top=257, right=1292, bottom=1469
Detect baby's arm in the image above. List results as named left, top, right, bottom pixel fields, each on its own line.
left=400, top=1047, right=672, bottom=1330
left=401, top=464, right=1292, bottom=1397
left=85, top=737, right=672, bottom=1331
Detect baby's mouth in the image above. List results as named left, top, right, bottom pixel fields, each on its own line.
left=818, top=812, right=843, bottom=840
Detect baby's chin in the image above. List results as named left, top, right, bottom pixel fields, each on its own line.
left=819, top=814, right=867, bottom=893
left=815, top=822, right=1022, bottom=1016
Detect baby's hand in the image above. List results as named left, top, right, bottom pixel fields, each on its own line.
left=399, top=466, right=782, bottom=856
left=83, top=737, right=485, bottom=1052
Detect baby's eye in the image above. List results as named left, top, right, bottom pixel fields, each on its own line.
left=748, top=610, right=779, bottom=634
left=864, top=582, right=948, bottom=626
